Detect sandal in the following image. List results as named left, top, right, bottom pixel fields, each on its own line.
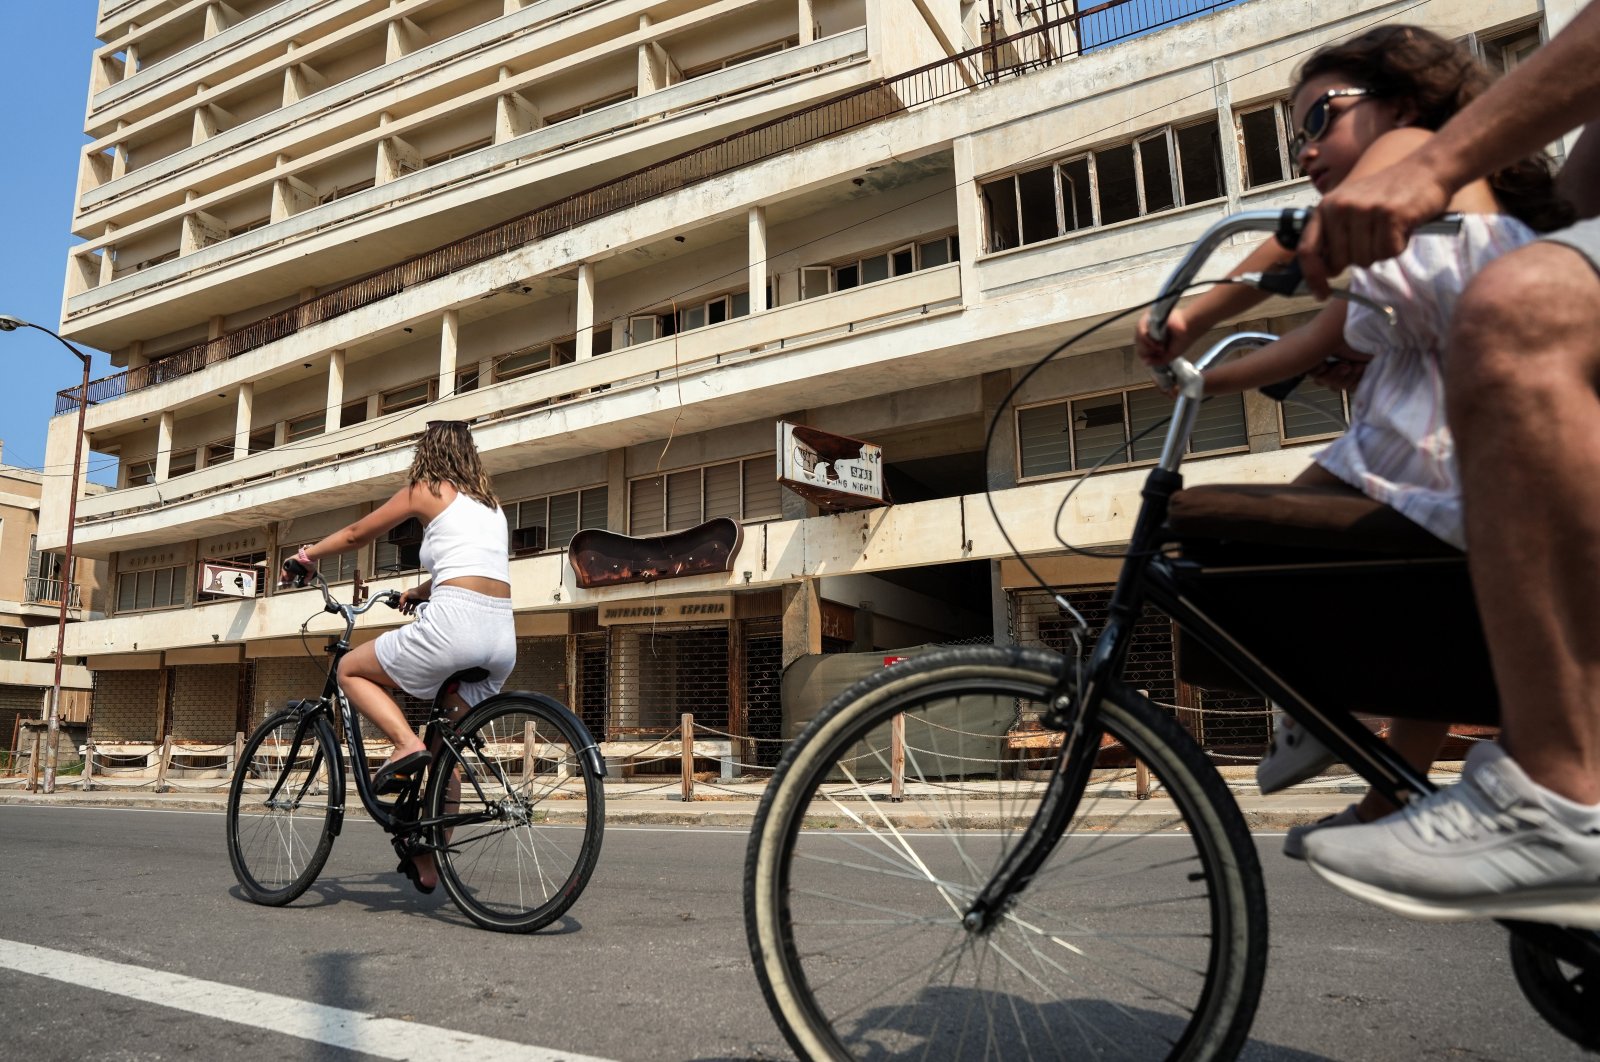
left=372, top=749, right=430, bottom=795
left=396, top=856, right=436, bottom=895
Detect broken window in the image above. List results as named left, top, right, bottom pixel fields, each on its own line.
left=1177, top=121, right=1225, bottom=203
left=1238, top=101, right=1292, bottom=188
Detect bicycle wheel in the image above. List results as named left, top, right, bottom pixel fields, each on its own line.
left=1510, top=934, right=1600, bottom=1050
left=226, top=708, right=343, bottom=906
left=429, top=693, right=604, bottom=932
left=746, top=645, right=1267, bottom=1062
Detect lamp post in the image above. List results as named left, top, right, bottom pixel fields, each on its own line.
left=0, top=314, right=92, bottom=795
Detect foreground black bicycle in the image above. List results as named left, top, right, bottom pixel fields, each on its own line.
left=225, top=567, right=605, bottom=932
left=744, top=208, right=1600, bottom=1059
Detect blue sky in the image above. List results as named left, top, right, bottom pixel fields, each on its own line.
left=0, top=4, right=112, bottom=483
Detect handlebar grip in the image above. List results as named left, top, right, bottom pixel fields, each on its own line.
left=1256, top=260, right=1304, bottom=296
left=282, top=557, right=313, bottom=588
left=382, top=591, right=402, bottom=609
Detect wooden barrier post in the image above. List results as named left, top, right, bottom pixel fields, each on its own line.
left=890, top=713, right=905, bottom=802
left=1135, top=759, right=1151, bottom=799
left=27, top=730, right=41, bottom=792
left=155, top=734, right=174, bottom=792
left=233, top=731, right=244, bottom=775
left=82, top=741, right=96, bottom=789
left=523, top=721, right=537, bottom=786
left=681, top=712, right=695, bottom=802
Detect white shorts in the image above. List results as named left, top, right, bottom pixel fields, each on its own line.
left=374, top=585, right=516, bottom=706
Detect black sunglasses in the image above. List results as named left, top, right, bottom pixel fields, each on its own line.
left=1289, top=87, right=1372, bottom=157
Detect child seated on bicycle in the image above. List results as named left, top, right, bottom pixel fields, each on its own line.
left=1136, top=25, right=1570, bottom=855
left=282, top=419, right=515, bottom=892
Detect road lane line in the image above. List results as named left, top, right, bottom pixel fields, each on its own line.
left=0, top=938, right=618, bottom=1062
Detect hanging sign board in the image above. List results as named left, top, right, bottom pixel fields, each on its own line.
left=199, top=561, right=260, bottom=599
left=777, top=422, right=888, bottom=510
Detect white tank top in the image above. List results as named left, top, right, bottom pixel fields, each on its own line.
left=419, top=492, right=511, bottom=585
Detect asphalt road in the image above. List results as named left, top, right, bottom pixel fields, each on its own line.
left=0, top=805, right=1585, bottom=1061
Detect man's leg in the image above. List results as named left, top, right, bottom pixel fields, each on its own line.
left=1446, top=241, right=1600, bottom=805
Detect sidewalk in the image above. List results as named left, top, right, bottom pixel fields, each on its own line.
left=0, top=767, right=1461, bottom=830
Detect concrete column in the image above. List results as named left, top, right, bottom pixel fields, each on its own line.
left=233, top=383, right=254, bottom=460
left=747, top=207, right=768, bottom=312
left=798, top=0, right=815, bottom=44
left=981, top=370, right=1015, bottom=490
left=126, top=340, right=148, bottom=374
left=325, top=349, right=346, bottom=433
left=439, top=310, right=460, bottom=395
left=575, top=263, right=595, bottom=359
left=154, top=411, right=175, bottom=482
left=98, top=224, right=118, bottom=287
left=952, top=137, right=982, bottom=292
left=781, top=578, right=823, bottom=668
left=1212, top=59, right=1243, bottom=211
left=606, top=450, right=627, bottom=531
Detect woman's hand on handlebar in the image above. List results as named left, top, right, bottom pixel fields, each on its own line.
left=280, top=556, right=313, bottom=588
left=398, top=586, right=429, bottom=616
left=1308, top=352, right=1371, bottom=392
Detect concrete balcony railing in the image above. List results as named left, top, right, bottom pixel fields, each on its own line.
left=68, top=264, right=962, bottom=551
left=93, top=0, right=372, bottom=117
left=65, top=32, right=873, bottom=349
left=79, top=0, right=796, bottom=215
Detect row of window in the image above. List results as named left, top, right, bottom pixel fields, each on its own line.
left=1016, top=379, right=1350, bottom=478
left=982, top=19, right=1544, bottom=252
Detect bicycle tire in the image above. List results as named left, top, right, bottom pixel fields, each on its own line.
left=226, top=708, right=343, bottom=906
left=745, top=644, right=1268, bottom=1062
left=1510, top=934, right=1600, bottom=1050
left=429, top=692, right=605, bottom=932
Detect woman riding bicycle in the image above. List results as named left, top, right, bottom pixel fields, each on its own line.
left=282, top=418, right=515, bottom=891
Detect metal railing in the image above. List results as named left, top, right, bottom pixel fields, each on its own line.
left=59, top=0, right=1252, bottom=416
left=23, top=577, right=83, bottom=610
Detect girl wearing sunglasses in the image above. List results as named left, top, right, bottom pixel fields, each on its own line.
left=1136, top=25, right=1569, bottom=854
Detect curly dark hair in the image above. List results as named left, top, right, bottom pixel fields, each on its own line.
left=408, top=420, right=499, bottom=509
left=1295, top=24, right=1572, bottom=233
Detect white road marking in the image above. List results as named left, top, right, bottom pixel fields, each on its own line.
left=0, top=938, right=619, bottom=1062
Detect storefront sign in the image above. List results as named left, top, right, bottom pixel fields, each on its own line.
left=597, top=594, right=734, bottom=626
left=777, top=422, right=888, bottom=510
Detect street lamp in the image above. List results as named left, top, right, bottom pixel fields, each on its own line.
left=0, top=314, right=92, bottom=795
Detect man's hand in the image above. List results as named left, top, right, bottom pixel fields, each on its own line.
left=1298, top=157, right=1452, bottom=297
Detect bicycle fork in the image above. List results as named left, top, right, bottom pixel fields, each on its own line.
left=963, top=470, right=1179, bottom=934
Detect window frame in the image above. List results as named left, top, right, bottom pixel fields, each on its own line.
left=627, top=454, right=780, bottom=535
left=115, top=563, right=189, bottom=614
left=980, top=118, right=1226, bottom=254
left=1015, top=383, right=1251, bottom=481
left=1235, top=97, right=1297, bottom=190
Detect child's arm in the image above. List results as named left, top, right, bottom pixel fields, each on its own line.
left=1202, top=301, right=1352, bottom=395
left=1136, top=237, right=1295, bottom=363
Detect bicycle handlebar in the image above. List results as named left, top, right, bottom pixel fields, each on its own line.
left=281, top=559, right=401, bottom=630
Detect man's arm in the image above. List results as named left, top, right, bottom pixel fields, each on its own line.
left=1300, top=2, right=1600, bottom=292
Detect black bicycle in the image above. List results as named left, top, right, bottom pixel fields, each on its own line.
left=225, top=566, right=606, bottom=932
left=744, top=208, right=1600, bottom=1059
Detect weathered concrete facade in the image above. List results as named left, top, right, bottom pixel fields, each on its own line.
left=42, top=0, right=1566, bottom=756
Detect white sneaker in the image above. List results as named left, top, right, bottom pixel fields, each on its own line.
left=1304, top=743, right=1600, bottom=928
left=1257, top=708, right=1337, bottom=795
left=1283, top=803, right=1361, bottom=861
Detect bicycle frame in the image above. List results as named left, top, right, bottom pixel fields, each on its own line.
left=962, top=209, right=1600, bottom=972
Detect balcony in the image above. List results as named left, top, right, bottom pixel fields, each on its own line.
left=63, top=263, right=963, bottom=555
left=24, top=578, right=84, bottom=611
